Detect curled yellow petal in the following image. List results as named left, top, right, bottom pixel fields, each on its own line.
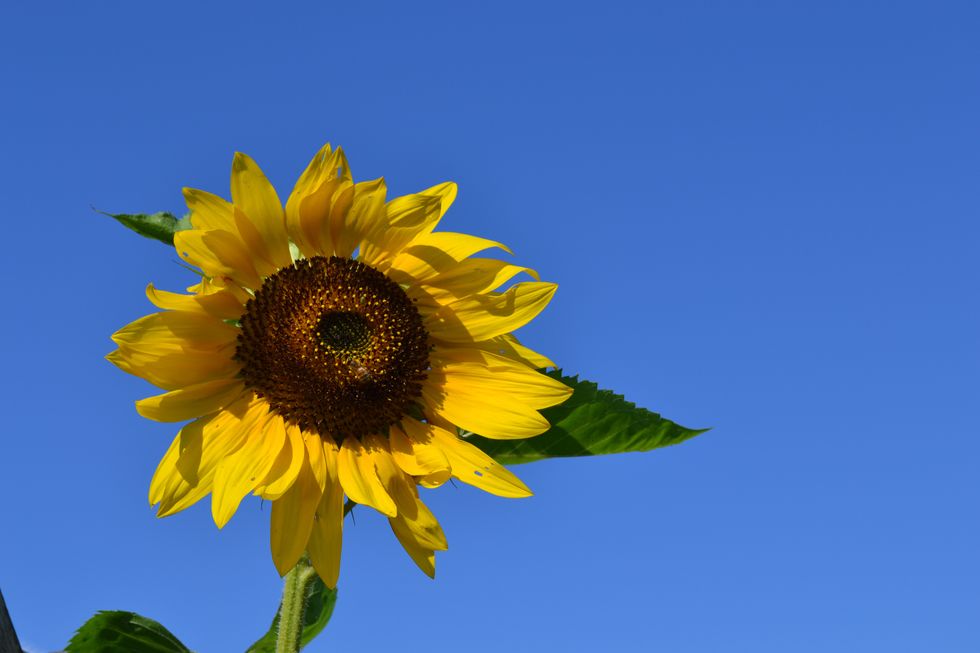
left=426, top=282, right=558, bottom=343
left=145, top=284, right=244, bottom=320
left=420, top=258, right=539, bottom=304
left=387, top=231, right=511, bottom=284
left=361, top=182, right=456, bottom=268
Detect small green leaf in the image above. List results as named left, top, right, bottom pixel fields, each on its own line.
left=466, top=371, right=707, bottom=465
left=246, top=575, right=337, bottom=653
left=100, top=210, right=192, bottom=245
left=66, top=611, right=190, bottom=653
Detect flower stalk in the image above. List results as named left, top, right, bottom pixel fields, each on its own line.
left=275, top=556, right=318, bottom=653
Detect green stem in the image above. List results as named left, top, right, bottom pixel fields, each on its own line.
left=275, top=557, right=317, bottom=653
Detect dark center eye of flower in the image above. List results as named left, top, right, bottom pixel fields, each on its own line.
left=317, top=311, right=371, bottom=353
left=234, top=256, right=430, bottom=441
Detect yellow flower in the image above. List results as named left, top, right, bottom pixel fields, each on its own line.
left=108, top=144, right=571, bottom=586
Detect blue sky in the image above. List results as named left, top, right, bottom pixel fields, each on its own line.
left=1, top=1, right=977, bottom=651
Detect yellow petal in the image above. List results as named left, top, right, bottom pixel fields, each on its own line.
left=333, top=178, right=387, bottom=258
left=371, top=455, right=448, bottom=552
left=420, top=258, right=539, bottom=304
left=211, top=406, right=286, bottom=528
left=387, top=231, right=512, bottom=284
left=423, top=381, right=544, bottom=440
left=337, top=439, right=396, bottom=517
left=145, top=283, right=244, bottom=320
left=422, top=349, right=571, bottom=439
left=254, top=420, right=304, bottom=500
left=305, top=432, right=329, bottom=494
left=427, top=421, right=532, bottom=498
left=187, top=276, right=251, bottom=303
left=426, top=282, right=557, bottom=343
left=394, top=419, right=450, bottom=474
left=174, top=229, right=263, bottom=289
left=361, top=436, right=444, bottom=552
left=432, top=347, right=570, bottom=406
left=475, top=334, right=557, bottom=369
left=150, top=397, right=254, bottom=516
left=150, top=416, right=209, bottom=510
left=360, top=182, right=456, bottom=268
left=286, top=144, right=352, bottom=257
left=270, top=446, right=322, bottom=576
left=183, top=187, right=237, bottom=232
left=404, top=422, right=531, bottom=498
left=402, top=496, right=448, bottom=551
left=111, top=311, right=239, bottom=353
left=417, top=470, right=452, bottom=488
left=308, top=444, right=344, bottom=588
left=108, top=345, right=239, bottom=391
left=286, top=143, right=333, bottom=214
left=135, top=378, right=246, bottom=422
left=232, top=205, right=281, bottom=277
left=389, top=425, right=446, bottom=476
left=285, top=143, right=331, bottom=252
left=362, top=435, right=415, bottom=512
left=183, top=185, right=281, bottom=278
left=388, top=515, right=437, bottom=578
left=230, top=152, right=292, bottom=269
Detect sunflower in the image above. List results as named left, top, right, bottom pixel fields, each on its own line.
left=108, top=144, right=571, bottom=586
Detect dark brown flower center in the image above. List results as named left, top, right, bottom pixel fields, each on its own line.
left=235, top=256, right=429, bottom=441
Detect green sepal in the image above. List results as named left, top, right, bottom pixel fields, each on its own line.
left=246, top=575, right=337, bottom=653
left=65, top=611, right=190, bottom=653
left=101, top=210, right=192, bottom=246
left=466, top=370, right=707, bottom=465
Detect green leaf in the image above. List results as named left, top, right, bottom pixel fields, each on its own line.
left=246, top=575, right=337, bottom=653
left=466, top=371, right=707, bottom=465
left=100, top=210, right=192, bottom=245
left=66, top=611, right=190, bottom=653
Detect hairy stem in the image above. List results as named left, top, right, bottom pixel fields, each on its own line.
left=275, top=557, right=317, bottom=653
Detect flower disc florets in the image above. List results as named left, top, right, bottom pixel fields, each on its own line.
left=235, top=256, right=430, bottom=440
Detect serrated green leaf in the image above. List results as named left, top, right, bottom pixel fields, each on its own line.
left=466, top=371, right=707, bottom=465
left=66, top=611, right=190, bottom=653
left=246, top=575, right=337, bottom=653
left=101, top=210, right=192, bottom=245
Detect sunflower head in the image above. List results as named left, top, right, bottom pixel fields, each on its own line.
left=235, top=255, right=430, bottom=439
left=109, top=143, right=571, bottom=585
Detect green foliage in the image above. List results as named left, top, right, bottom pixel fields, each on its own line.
left=66, top=611, right=190, bottom=653
left=246, top=575, right=337, bottom=653
left=101, top=210, right=192, bottom=245
left=466, top=371, right=707, bottom=465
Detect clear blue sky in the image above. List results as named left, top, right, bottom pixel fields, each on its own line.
left=1, top=2, right=977, bottom=651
